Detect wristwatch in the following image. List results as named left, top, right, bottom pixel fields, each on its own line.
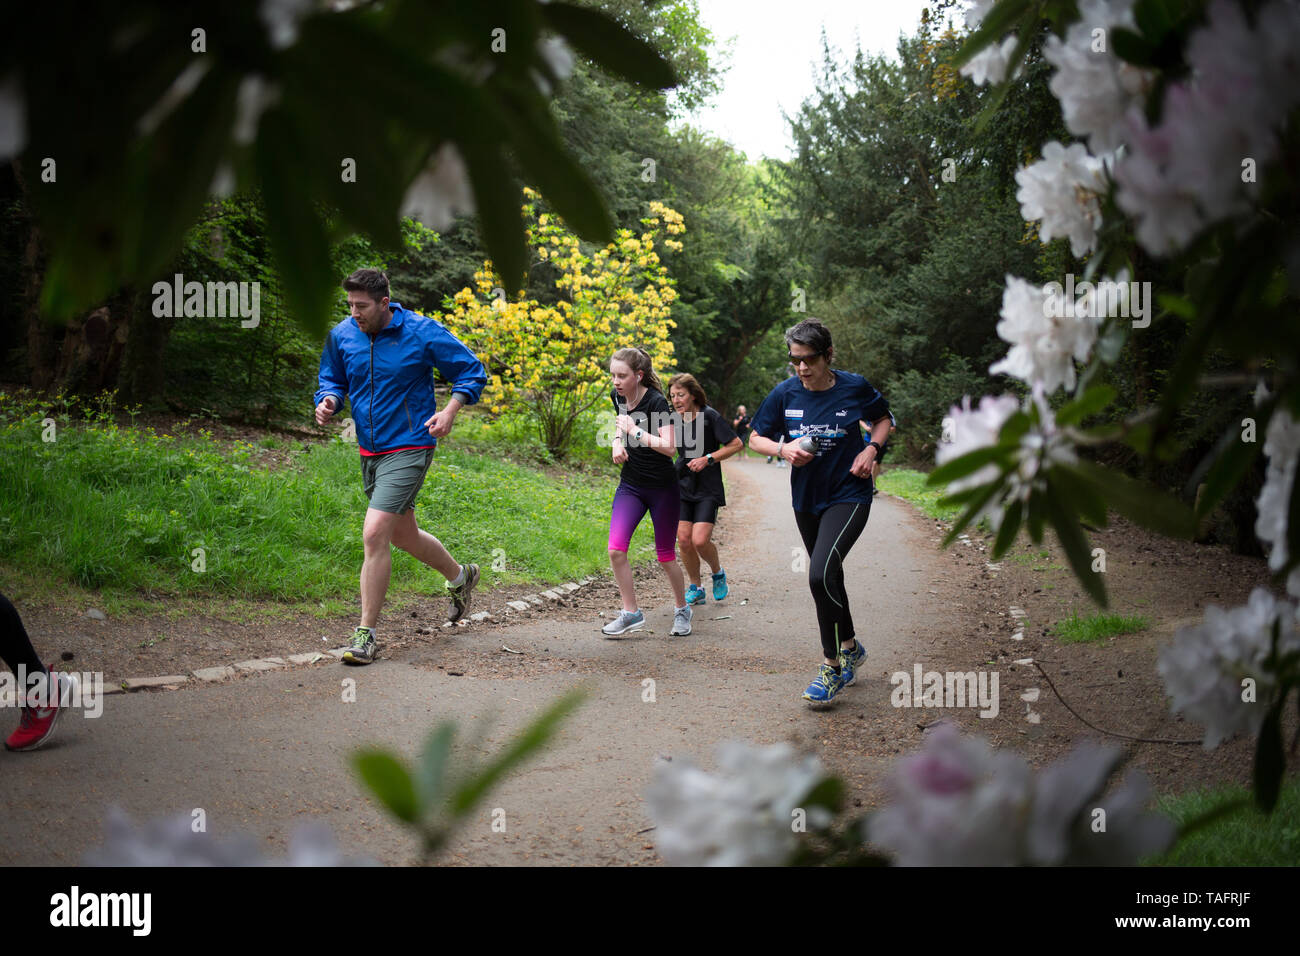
left=635, top=428, right=644, bottom=442
left=866, top=440, right=882, bottom=455
left=706, top=453, right=715, bottom=465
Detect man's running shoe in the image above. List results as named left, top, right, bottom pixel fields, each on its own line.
left=342, top=627, right=377, bottom=665
left=5, top=670, right=78, bottom=752
left=446, top=563, right=480, bottom=622
left=838, top=639, right=866, bottom=686
left=685, top=584, right=707, bottom=605
left=801, top=664, right=845, bottom=705
left=602, top=610, right=645, bottom=636
left=670, top=605, right=693, bottom=636
left=712, top=570, right=729, bottom=602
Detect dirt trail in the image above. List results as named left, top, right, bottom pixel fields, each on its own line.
left=0, top=457, right=955, bottom=865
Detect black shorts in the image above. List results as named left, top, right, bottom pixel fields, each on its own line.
left=679, top=497, right=720, bottom=524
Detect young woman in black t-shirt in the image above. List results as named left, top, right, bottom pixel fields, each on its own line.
left=603, top=348, right=692, bottom=637
left=668, top=373, right=743, bottom=606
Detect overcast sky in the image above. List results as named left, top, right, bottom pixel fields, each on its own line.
left=682, top=0, right=939, bottom=161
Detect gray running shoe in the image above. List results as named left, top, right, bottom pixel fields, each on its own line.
left=447, top=563, right=480, bottom=622
left=602, top=609, right=645, bottom=636
left=343, top=627, right=377, bottom=665
left=669, top=605, right=692, bottom=636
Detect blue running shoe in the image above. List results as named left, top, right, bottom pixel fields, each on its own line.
left=838, top=639, right=866, bottom=686
left=685, top=584, right=707, bottom=606
left=712, top=570, right=729, bottom=602
left=801, top=664, right=845, bottom=704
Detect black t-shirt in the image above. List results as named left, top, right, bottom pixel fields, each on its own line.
left=611, top=387, right=677, bottom=488
left=750, top=370, right=890, bottom=515
left=676, top=406, right=738, bottom=504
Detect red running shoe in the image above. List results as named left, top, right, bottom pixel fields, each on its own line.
left=5, top=670, right=77, bottom=752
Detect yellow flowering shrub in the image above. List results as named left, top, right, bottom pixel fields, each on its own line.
left=444, top=189, right=683, bottom=459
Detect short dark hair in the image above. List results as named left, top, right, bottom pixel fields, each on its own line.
left=785, top=318, right=833, bottom=355
left=342, top=268, right=390, bottom=302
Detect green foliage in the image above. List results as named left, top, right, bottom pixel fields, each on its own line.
left=1148, top=780, right=1300, bottom=866
left=1052, top=611, right=1151, bottom=644
left=352, top=689, right=586, bottom=862
left=0, top=392, right=639, bottom=606
left=10, top=0, right=679, bottom=331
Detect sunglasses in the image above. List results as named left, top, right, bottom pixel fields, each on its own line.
left=787, top=351, right=824, bottom=367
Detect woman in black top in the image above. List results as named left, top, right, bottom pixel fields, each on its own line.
left=669, top=373, right=743, bottom=606
left=603, top=348, right=692, bottom=637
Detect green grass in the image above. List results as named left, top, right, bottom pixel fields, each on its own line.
left=1146, top=779, right=1300, bottom=866
left=876, top=467, right=966, bottom=522
left=0, top=395, right=653, bottom=614
left=1053, top=610, right=1151, bottom=643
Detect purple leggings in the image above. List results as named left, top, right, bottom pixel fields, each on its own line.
left=609, top=481, right=680, bottom=562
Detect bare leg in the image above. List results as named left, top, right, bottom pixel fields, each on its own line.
left=677, top=520, right=701, bottom=585
left=662, top=558, right=686, bottom=607
left=360, top=508, right=401, bottom=628
left=390, top=508, right=460, bottom=580
left=692, top=522, right=720, bottom=575
left=609, top=548, right=637, bottom=612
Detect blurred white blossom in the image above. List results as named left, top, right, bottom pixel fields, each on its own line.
left=937, top=394, right=1019, bottom=493
left=0, top=74, right=26, bottom=162
left=868, top=723, right=1175, bottom=865
left=260, top=0, right=314, bottom=50
left=1044, top=0, right=1150, bottom=155
left=84, top=807, right=375, bottom=866
left=1158, top=588, right=1300, bottom=748
left=1114, top=0, right=1300, bottom=255
left=989, top=275, right=1099, bottom=393
left=1016, top=141, right=1107, bottom=257
left=1255, top=408, right=1300, bottom=598
left=646, top=741, right=830, bottom=866
left=401, top=144, right=476, bottom=231
left=961, top=35, right=1019, bottom=87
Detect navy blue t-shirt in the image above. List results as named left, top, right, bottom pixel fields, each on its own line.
left=750, top=370, right=891, bottom=515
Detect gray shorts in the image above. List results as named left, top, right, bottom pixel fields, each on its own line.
left=360, top=448, right=435, bottom=515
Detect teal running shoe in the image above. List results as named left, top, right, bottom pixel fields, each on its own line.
left=685, top=584, right=707, bottom=605
left=712, top=570, right=729, bottom=602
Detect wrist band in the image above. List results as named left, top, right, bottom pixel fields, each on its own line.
left=867, top=440, right=882, bottom=454
left=776, top=437, right=786, bottom=458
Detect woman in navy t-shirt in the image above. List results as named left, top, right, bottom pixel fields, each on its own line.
left=748, top=319, right=892, bottom=705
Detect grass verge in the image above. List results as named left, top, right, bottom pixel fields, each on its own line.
left=1053, top=610, right=1151, bottom=643
left=1146, top=779, right=1300, bottom=866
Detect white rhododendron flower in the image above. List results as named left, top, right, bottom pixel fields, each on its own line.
left=401, top=143, right=476, bottom=231
left=84, top=807, right=375, bottom=866
left=989, top=274, right=1099, bottom=394
left=646, top=741, right=830, bottom=866
left=936, top=394, right=1019, bottom=493
left=1158, top=589, right=1300, bottom=749
left=961, top=35, right=1019, bottom=87
left=868, top=723, right=1175, bottom=865
left=1114, top=0, right=1300, bottom=255
left=1255, top=408, right=1300, bottom=598
left=1016, top=141, right=1107, bottom=257
left=1044, top=0, right=1149, bottom=155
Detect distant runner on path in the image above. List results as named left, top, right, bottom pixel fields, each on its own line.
left=668, top=373, right=743, bottom=607
left=732, top=405, right=752, bottom=458
left=314, top=268, right=487, bottom=664
left=747, top=318, right=892, bottom=706
left=603, top=347, right=691, bottom=638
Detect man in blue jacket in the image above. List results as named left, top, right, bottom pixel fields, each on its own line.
left=314, top=268, right=488, bottom=664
